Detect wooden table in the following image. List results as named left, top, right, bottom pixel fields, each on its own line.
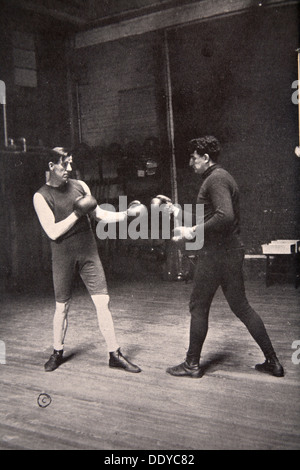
left=261, top=240, right=300, bottom=288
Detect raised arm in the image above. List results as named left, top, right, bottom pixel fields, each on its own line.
left=75, top=180, right=127, bottom=223
left=33, top=192, right=79, bottom=241
left=94, top=205, right=127, bottom=223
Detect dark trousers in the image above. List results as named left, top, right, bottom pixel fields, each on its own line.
left=187, top=248, right=275, bottom=362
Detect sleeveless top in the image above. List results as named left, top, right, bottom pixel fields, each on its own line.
left=37, top=179, right=92, bottom=242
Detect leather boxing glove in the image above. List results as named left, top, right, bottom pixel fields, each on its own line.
left=73, top=194, right=97, bottom=217
left=172, top=225, right=196, bottom=242
left=151, top=194, right=172, bottom=205
left=151, top=194, right=180, bottom=217
left=127, top=200, right=148, bottom=218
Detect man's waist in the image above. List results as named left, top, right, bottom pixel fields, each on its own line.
left=51, top=217, right=92, bottom=244
left=203, top=232, right=243, bottom=249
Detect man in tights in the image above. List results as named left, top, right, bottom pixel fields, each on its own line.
left=33, top=148, right=141, bottom=373
left=166, top=136, right=284, bottom=378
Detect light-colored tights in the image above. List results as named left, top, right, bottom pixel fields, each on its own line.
left=53, top=294, right=119, bottom=353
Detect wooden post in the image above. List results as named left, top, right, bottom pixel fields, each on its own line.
left=65, top=38, right=76, bottom=148
left=163, top=30, right=178, bottom=205
left=295, top=49, right=300, bottom=157
left=163, top=31, right=186, bottom=281
left=297, top=49, right=300, bottom=147
left=76, top=82, right=82, bottom=144
left=0, top=81, right=8, bottom=147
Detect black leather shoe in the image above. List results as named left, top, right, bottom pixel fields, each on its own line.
left=255, top=355, right=284, bottom=377
left=109, top=348, right=141, bottom=373
left=44, top=349, right=64, bottom=372
left=166, top=360, right=203, bottom=378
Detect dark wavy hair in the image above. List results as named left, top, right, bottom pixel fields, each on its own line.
left=43, top=148, right=69, bottom=170
left=188, top=136, right=221, bottom=161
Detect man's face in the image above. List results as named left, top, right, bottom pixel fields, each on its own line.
left=49, top=155, right=73, bottom=184
left=189, top=150, right=208, bottom=175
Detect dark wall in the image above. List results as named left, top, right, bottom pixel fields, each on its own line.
left=0, top=3, right=299, bottom=294
left=0, top=150, right=51, bottom=293
left=72, top=32, right=167, bottom=147
left=0, top=6, right=72, bottom=149
left=168, top=4, right=300, bottom=251
left=0, top=7, right=76, bottom=292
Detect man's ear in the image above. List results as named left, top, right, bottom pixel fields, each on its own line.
left=48, top=162, right=54, bottom=170
left=203, top=153, right=210, bottom=162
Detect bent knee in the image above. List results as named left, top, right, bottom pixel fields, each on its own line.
left=55, top=300, right=71, bottom=314
left=91, top=293, right=110, bottom=307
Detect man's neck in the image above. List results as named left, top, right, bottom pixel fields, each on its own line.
left=202, top=163, right=219, bottom=180
left=47, top=179, right=68, bottom=188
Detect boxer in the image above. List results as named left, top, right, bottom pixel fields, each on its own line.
left=33, top=148, right=141, bottom=373
left=157, top=136, right=284, bottom=378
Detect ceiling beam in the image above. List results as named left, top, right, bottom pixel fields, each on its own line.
left=6, top=0, right=88, bottom=26
left=75, top=0, right=299, bottom=48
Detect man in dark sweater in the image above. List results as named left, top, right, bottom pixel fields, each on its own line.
left=166, top=136, right=284, bottom=378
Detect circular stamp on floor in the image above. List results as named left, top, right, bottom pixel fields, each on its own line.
left=37, top=393, right=52, bottom=408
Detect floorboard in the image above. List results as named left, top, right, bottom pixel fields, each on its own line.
left=0, top=276, right=299, bottom=450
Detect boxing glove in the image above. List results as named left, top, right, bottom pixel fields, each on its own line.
left=127, top=200, right=148, bottom=218
left=151, top=194, right=180, bottom=217
left=152, top=194, right=172, bottom=205
left=172, top=225, right=196, bottom=242
left=74, top=194, right=97, bottom=217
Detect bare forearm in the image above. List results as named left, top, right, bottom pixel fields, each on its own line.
left=93, top=205, right=127, bottom=223
left=46, top=212, right=79, bottom=240
left=33, top=193, right=80, bottom=241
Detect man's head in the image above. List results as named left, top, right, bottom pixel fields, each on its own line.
left=188, top=136, right=220, bottom=175
left=46, top=148, right=73, bottom=186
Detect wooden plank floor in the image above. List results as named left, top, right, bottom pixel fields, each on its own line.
left=0, top=275, right=299, bottom=450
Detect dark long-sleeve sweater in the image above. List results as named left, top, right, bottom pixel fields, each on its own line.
left=196, top=164, right=243, bottom=250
